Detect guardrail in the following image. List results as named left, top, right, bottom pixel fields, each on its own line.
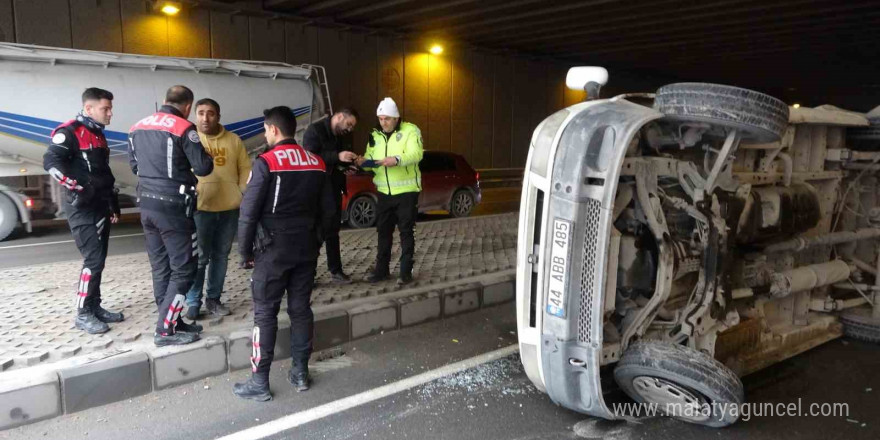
left=477, top=168, right=524, bottom=188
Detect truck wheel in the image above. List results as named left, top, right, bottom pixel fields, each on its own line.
left=450, top=189, right=475, bottom=218
left=839, top=306, right=880, bottom=344
left=348, top=196, right=377, bottom=229
left=614, top=340, right=744, bottom=427
left=654, top=83, right=790, bottom=143
left=0, top=195, right=18, bottom=241
left=847, top=117, right=880, bottom=151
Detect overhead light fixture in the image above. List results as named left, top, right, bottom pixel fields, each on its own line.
left=158, top=1, right=181, bottom=15
left=429, top=44, right=443, bottom=55
left=792, top=103, right=801, bottom=109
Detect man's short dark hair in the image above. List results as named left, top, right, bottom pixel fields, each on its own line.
left=195, top=98, right=220, bottom=114
left=165, top=85, right=194, bottom=106
left=82, top=87, right=113, bottom=103
left=335, top=107, right=359, bottom=121
left=263, top=106, right=297, bottom=137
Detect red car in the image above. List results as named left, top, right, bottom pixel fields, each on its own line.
left=342, top=151, right=482, bottom=228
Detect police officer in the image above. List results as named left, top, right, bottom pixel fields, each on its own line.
left=233, top=106, right=336, bottom=401
left=357, top=97, right=424, bottom=285
left=128, top=85, right=214, bottom=346
left=43, top=87, right=124, bottom=334
left=302, top=107, right=359, bottom=284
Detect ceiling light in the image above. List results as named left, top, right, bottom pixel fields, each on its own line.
left=429, top=44, right=443, bottom=55
left=159, top=2, right=181, bottom=15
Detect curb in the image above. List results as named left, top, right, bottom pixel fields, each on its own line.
left=0, top=270, right=515, bottom=431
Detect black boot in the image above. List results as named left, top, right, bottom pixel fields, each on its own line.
left=233, top=375, right=272, bottom=402
left=75, top=312, right=110, bottom=334
left=366, top=271, right=390, bottom=283
left=94, top=305, right=125, bottom=323
left=176, top=319, right=203, bottom=334
left=288, top=362, right=311, bottom=392
left=153, top=331, right=200, bottom=346
left=397, top=272, right=413, bottom=285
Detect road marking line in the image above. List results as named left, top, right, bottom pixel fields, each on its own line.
left=0, top=233, right=144, bottom=249
left=216, top=344, right=518, bottom=440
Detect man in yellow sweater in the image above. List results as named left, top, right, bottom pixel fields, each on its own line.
left=185, top=98, right=251, bottom=319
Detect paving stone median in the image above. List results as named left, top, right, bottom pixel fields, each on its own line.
left=0, top=213, right=517, bottom=372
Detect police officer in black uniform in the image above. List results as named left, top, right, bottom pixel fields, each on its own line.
left=128, top=85, right=214, bottom=346
left=43, top=87, right=124, bottom=334
left=302, top=107, right=359, bottom=284
left=233, top=106, right=336, bottom=401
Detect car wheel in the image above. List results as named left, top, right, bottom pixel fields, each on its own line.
left=348, top=196, right=377, bottom=229
left=839, top=306, right=880, bottom=343
left=614, top=341, right=744, bottom=427
left=450, top=189, right=475, bottom=218
left=654, top=83, right=790, bottom=143
left=847, top=117, right=880, bottom=151
left=0, top=195, right=18, bottom=241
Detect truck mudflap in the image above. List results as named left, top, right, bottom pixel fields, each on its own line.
left=534, top=98, right=662, bottom=419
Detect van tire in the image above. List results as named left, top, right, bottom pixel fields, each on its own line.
left=654, top=83, right=790, bottom=143
left=839, top=307, right=880, bottom=344
left=614, top=340, right=744, bottom=427
left=0, top=194, right=19, bottom=241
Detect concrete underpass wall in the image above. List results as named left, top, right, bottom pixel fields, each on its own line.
left=0, top=0, right=683, bottom=169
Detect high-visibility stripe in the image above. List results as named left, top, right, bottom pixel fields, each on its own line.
left=250, top=327, right=261, bottom=372
left=272, top=176, right=280, bottom=213
left=76, top=268, right=91, bottom=309
left=166, top=137, right=174, bottom=178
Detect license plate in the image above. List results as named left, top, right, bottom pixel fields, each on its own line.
left=546, top=218, right=572, bottom=318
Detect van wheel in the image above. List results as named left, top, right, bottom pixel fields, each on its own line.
left=348, top=196, right=377, bottom=229
left=0, top=195, right=18, bottom=241
left=654, top=83, right=790, bottom=143
left=839, top=306, right=880, bottom=344
left=450, top=190, right=475, bottom=218
left=614, top=341, right=744, bottom=427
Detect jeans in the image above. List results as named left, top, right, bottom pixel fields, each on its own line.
left=321, top=189, right=344, bottom=274
left=186, top=209, right=239, bottom=308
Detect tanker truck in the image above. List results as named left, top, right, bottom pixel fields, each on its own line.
left=0, top=42, right=332, bottom=241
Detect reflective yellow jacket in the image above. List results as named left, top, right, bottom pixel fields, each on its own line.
left=364, top=121, right=424, bottom=195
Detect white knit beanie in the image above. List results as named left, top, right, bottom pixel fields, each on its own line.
left=376, top=97, right=400, bottom=118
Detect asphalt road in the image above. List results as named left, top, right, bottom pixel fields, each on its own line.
left=0, top=187, right=521, bottom=270
left=2, top=303, right=878, bottom=440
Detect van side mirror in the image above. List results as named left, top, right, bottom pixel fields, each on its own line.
left=566, top=67, right=608, bottom=101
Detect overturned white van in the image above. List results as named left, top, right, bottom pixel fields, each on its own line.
left=516, top=67, right=880, bottom=427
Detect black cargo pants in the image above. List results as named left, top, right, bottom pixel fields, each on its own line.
left=141, top=208, right=197, bottom=335
left=68, top=206, right=111, bottom=315
left=249, top=227, right=319, bottom=379
left=375, top=191, right=419, bottom=276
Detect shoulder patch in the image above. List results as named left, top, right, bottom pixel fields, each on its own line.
left=52, top=132, right=66, bottom=145
left=188, top=130, right=201, bottom=143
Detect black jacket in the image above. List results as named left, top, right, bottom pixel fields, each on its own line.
left=238, top=140, right=337, bottom=259
left=301, top=118, right=353, bottom=194
left=43, top=118, right=117, bottom=216
left=128, top=105, right=213, bottom=197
